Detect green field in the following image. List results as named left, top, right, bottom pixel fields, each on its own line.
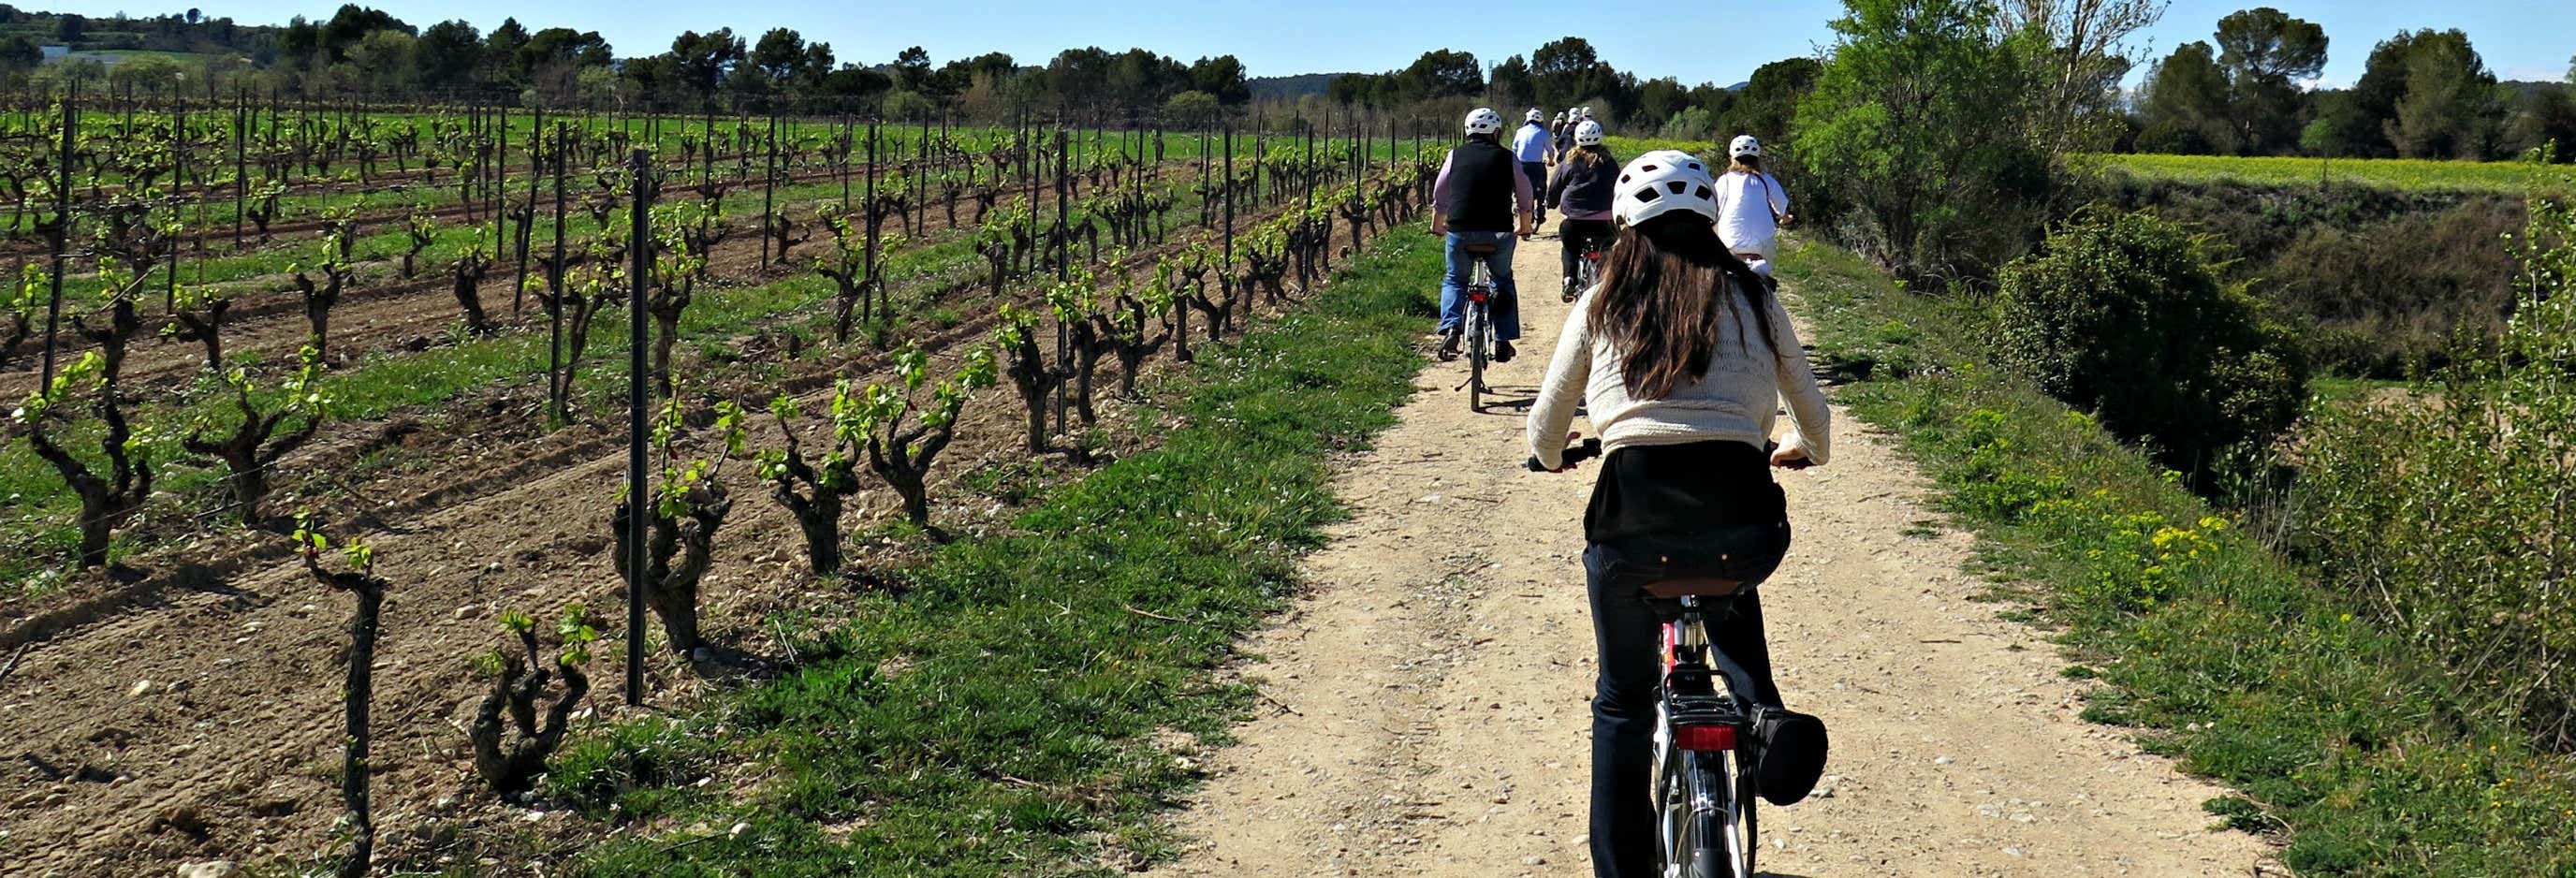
left=2090, top=152, right=2574, bottom=194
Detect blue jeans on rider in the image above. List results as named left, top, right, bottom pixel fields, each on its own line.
left=1585, top=525, right=1789, bottom=878
left=1439, top=230, right=1520, bottom=341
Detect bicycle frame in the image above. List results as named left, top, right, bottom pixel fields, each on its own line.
left=1460, top=257, right=1495, bottom=409
left=1654, top=594, right=1762, bottom=878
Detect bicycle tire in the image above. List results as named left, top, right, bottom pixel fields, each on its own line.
left=1722, top=746, right=1760, bottom=878
left=1467, top=302, right=1487, bottom=413
left=1661, top=749, right=1759, bottom=878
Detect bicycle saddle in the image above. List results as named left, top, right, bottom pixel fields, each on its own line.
left=1645, top=578, right=1746, bottom=598
left=1461, top=242, right=1500, bottom=255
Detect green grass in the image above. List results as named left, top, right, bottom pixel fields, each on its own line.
left=2305, top=375, right=2409, bottom=407
left=1779, top=238, right=2576, bottom=876
left=537, top=227, right=1441, bottom=876
left=2090, top=153, right=2575, bottom=195
left=1603, top=136, right=1720, bottom=160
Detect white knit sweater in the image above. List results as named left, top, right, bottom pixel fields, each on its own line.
left=1527, top=283, right=1832, bottom=470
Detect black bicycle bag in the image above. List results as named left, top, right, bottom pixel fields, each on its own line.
left=1748, top=705, right=1829, bottom=806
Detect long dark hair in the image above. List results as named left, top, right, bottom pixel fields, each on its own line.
left=1567, top=142, right=1617, bottom=169
left=1588, top=212, right=1778, bottom=400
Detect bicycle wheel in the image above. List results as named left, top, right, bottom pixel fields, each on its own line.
left=1681, top=752, right=1756, bottom=878
left=1466, top=301, right=1487, bottom=412
left=1720, top=747, right=1760, bottom=878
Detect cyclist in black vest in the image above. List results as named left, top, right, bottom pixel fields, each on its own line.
left=1431, top=108, right=1536, bottom=362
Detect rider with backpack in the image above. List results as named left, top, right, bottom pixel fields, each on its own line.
left=1431, top=107, right=1536, bottom=363
left=1712, top=135, right=1793, bottom=263
left=1527, top=149, right=1831, bottom=878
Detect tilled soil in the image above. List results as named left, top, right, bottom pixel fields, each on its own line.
left=0, top=178, right=1395, bottom=876
left=1147, top=224, right=2277, bottom=877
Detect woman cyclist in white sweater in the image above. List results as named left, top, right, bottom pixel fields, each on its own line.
left=1711, top=135, right=1793, bottom=264
left=1527, top=149, right=1831, bottom=878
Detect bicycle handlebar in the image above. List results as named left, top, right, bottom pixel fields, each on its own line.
left=1527, top=437, right=1603, bottom=472
left=1528, top=438, right=1814, bottom=472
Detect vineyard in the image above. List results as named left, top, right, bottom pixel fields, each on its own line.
left=0, top=90, right=1456, bottom=875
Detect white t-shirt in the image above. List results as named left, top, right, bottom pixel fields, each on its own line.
left=1712, top=170, right=1790, bottom=260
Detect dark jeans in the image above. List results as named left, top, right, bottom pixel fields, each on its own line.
left=1559, top=218, right=1615, bottom=288
left=1585, top=525, right=1790, bottom=878
left=1439, top=230, right=1521, bottom=341
left=1520, top=161, right=1549, bottom=220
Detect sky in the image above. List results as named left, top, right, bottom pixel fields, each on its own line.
left=45, top=0, right=2576, bottom=91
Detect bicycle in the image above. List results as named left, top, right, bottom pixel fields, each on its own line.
left=1565, top=237, right=1606, bottom=303
left=1452, top=241, right=1500, bottom=413
left=1528, top=438, right=1794, bottom=878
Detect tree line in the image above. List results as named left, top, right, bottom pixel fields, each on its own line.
left=0, top=4, right=1256, bottom=121
left=1322, top=37, right=1819, bottom=144
left=2135, top=6, right=2576, bottom=161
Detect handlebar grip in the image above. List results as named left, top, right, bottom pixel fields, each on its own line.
left=1526, top=437, right=1603, bottom=472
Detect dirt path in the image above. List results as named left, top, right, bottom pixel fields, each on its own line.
left=1149, top=225, right=2274, bottom=877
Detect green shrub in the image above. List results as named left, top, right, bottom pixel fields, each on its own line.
left=1792, top=0, right=2057, bottom=282
left=1996, top=207, right=2309, bottom=486
left=2085, top=174, right=2527, bottom=378
left=2291, top=196, right=2576, bottom=748
left=1789, top=233, right=2576, bottom=875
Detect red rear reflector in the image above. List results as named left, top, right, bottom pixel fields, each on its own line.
left=1675, top=724, right=1736, bottom=752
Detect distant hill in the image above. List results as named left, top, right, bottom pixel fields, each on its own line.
left=1249, top=73, right=1347, bottom=101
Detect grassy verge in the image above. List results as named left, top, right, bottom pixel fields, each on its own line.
left=1604, top=135, right=1720, bottom=159
left=519, top=227, right=1439, bottom=875
left=1778, top=238, right=2576, bottom=875
left=2086, top=152, right=2571, bottom=195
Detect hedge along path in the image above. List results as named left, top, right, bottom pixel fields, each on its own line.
left=1149, top=223, right=2273, bottom=876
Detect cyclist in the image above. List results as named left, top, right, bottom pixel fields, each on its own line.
left=1512, top=109, right=1554, bottom=226
left=1430, top=107, right=1536, bottom=363
left=1713, top=135, right=1793, bottom=263
left=1545, top=119, right=1617, bottom=302
left=1551, top=111, right=1573, bottom=161
left=1526, top=149, right=1831, bottom=878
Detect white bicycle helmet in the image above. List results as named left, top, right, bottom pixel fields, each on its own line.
left=1612, top=149, right=1717, bottom=227
left=1464, top=108, right=1504, bottom=136
left=1573, top=119, right=1604, bottom=146
left=1730, top=134, right=1763, bottom=159
left=1552, top=111, right=1567, bottom=124
left=1525, top=108, right=1544, bottom=123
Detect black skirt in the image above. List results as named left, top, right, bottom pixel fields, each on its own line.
left=1583, top=439, right=1786, bottom=543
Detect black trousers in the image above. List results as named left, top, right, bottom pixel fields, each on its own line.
left=1559, top=218, right=1616, bottom=288
left=1584, top=525, right=1789, bottom=878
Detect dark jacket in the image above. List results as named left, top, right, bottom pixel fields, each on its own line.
left=1439, top=138, right=1521, bottom=232
left=1547, top=154, right=1618, bottom=216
